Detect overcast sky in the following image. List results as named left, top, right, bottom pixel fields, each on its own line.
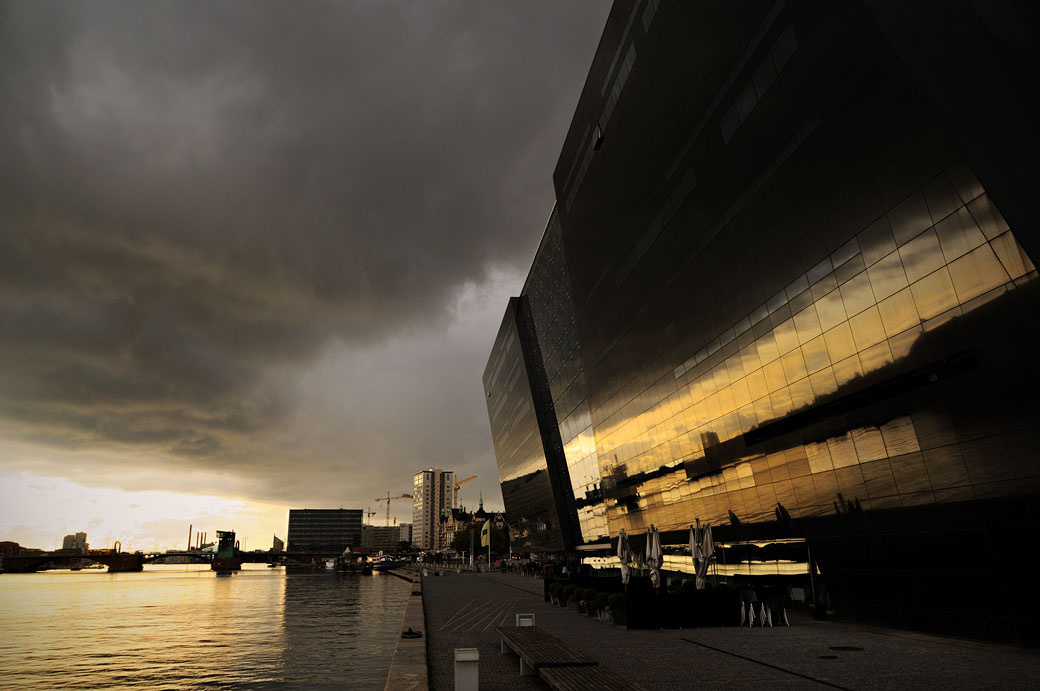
left=0, top=0, right=611, bottom=549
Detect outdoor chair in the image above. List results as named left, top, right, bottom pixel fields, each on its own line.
left=762, top=592, right=789, bottom=627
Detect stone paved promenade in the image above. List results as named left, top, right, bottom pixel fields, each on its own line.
left=421, top=570, right=1040, bottom=690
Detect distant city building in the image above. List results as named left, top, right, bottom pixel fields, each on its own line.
left=271, top=535, right=284, bottom=552
left=286, top=509, right=362, bottom=553
left=443, top=507, right=472, bottom=553
left=397, top=523, right=412, bottom=545
left=441, top=498, right=507, bottom=556
left=361, top=525, right=403, bottom=553
left=0, top=541, right=42, bottom=556
left=411, top=469, right=455, bottom=551
left=61, top=532, right=88, bottom=552
left=0, top=541, right=23, bottom=556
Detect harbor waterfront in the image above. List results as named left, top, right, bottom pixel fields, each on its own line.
left=0, top=564, right=410, bottom=690
left=416, top=569, right=1040, bottom=690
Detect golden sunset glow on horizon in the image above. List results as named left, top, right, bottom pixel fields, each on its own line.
left=1, top=471, right=289, bottom=553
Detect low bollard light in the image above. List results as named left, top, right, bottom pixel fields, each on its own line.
left=454, top=647, right=479, bottom=691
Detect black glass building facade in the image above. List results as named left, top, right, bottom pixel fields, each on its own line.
left=484, top=208, right=610, bottom=552
left=486, top=0, right=1039, bottom=643
left=521, top=212, right=608, bottom=545
left=484, top=295, right=572, bottom=552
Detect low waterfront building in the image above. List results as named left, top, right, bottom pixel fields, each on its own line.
left=286, top=509, right=362, bottom=553
left=361, top=525, right=404, bottom=554
left=0, top=541, right=29, bottom=555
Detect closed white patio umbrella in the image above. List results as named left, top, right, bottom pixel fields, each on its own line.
left=690, top=519, right=704, bottom=587
left=695, top=524, right=714, bottom=589
left=617, top=528, right=632, bottom=587
left=646, top=525, right=662, bottom=591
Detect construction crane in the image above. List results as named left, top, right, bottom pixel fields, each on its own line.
left=364, top=507, right=377, bottom=523
left=453, top=475, right=477, bottom=507
left=375, top=492, right=413, bottom=527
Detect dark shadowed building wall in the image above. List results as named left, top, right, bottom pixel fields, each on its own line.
left=520, top=211, right=609, bottom=546
left=483, top=206, right=613, bottom=553
left=484, top=0, right=1040, bottom=641
left=547, top=0, right=1039, bottom=643
left=483, top=293, right=575, bottom=553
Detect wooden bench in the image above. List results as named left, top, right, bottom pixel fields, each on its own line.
left=494, top=625, right=596, bottom=677
left=540, top=664, right=649, bottom=691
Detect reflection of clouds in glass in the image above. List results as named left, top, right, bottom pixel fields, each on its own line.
left=595, top=159, right=1037, bottom=537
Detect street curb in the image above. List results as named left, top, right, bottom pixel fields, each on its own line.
left=384, top=569, right=429, bottom=691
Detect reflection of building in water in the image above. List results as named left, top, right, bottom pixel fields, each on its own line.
left=280, top=573, right=408, bottom=686
left=484, top=0, right=1040, bottom=644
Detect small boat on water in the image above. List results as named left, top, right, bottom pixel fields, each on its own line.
left=210, top=530, right=242, bottom=573
left=336, top=558, right=373, bottom=575
left=372, top=556, right=404, bottom=572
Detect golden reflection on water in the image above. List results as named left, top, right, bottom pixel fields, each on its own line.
left=0, top=564, right=408, bottom=689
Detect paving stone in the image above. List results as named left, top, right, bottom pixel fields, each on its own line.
left=422, top=571, right=1040, bottom=690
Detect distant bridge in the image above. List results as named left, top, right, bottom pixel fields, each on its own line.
left=0, top=551, right=153, bottom=573
left=1, top=550, right=368, bottom=573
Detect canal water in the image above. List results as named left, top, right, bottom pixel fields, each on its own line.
left=0, top=564, right=411, bottom=689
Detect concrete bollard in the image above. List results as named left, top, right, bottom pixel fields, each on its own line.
left=454, top=647, right=479, bottom=691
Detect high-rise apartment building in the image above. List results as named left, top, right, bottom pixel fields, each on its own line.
left=411, top=469, right=455, bottom=551
left=485, top=0, right=1040, bottom=644
left=286, top=509, right=362, bottom=553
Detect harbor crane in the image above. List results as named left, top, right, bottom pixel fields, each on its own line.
left=453, top=475, right=477, bottom=507
left=375, top=492, right=413, bottom=527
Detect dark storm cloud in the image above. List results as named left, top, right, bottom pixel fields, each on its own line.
left=0, top=0, right=609, bottom=490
